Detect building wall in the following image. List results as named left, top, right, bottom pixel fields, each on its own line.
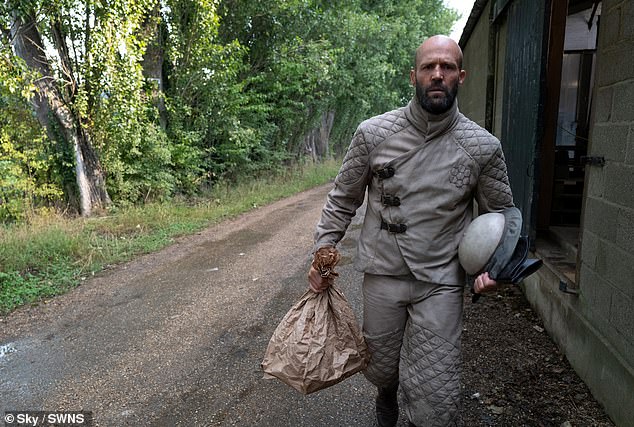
left=579, top=0, right=634, bottom=404
left=525, top=1, right=634, bottom=425
left=459, top=5, right=490, bottom=128
left=581, top=0, right=634, bottom=364
left=460, top=0, right=634, bottom=425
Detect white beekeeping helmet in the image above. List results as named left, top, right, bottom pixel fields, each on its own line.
left=459, top=207, right=542, bottom=285
left=458, top=212, right=506, bottom=275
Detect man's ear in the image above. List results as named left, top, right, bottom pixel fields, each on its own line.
left=410, top=69, right=416, bottom=86
left=459, top=69, right=467, bottom=85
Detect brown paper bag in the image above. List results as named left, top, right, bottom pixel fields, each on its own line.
left=261, top=285, right=369, bottom=394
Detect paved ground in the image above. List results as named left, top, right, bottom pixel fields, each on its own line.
left=0, top=184, right=614, bottom=426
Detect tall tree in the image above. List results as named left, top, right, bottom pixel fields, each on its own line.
left=9, top=7, right=111, bottom=216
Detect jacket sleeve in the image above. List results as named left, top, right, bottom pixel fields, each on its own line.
left=313, top=128, right=373, bottom=250
left=475, top=143, right=514, bottom=214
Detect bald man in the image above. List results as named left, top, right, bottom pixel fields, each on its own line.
left=309, top=35, right=514, bottom=426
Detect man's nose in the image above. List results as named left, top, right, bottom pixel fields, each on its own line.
left=431, top=66, right=443, bottom=80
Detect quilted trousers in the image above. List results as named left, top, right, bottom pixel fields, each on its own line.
left=361, top=273, right=464, bottom=427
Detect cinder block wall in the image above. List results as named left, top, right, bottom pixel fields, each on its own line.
left=524, top=1, right=634, bottom=426
left=581, top=0, right=634, bottom=372
left=576, top=0, right=634, bottom=424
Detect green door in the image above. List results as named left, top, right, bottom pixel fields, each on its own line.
left=500, top=0, right=548, bottom=238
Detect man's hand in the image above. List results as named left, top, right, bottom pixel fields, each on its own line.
left=308, top=265, right=334, bottom=293
left=473, top=272, right=498, bottom=294
left=308, top=247, right=340, bottom=293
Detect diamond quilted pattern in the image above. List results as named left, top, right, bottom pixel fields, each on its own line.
left=336, top=108, right=408, bottom=187
left=336, top=131, right=370, bottom=186
left=337, top=111, right=512, bottom=209
left=400, top=323, right=462, bottom=426
left=362, top=328, right=404, bottom=387
left=455, top=116, right=513, bottom=208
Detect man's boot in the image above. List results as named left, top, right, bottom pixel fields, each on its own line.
left=375, top=384, right=399, bottom=427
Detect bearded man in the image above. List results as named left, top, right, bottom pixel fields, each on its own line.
left=308, top=35, right=514, bottom=426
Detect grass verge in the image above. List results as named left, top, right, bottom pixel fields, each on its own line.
left=0, top=159, right=340, bottom=315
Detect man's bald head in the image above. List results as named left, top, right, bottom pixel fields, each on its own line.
left=410, top=35, right=466, bottom=114
left=414, top=35, right=463, bottom=70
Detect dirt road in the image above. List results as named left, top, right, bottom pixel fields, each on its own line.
left=0, top=184, right=614, bottom=426
left=0, top=184, right=377, bottom=426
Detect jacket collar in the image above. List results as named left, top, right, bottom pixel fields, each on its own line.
left=405, top=96, right=459, bottom=139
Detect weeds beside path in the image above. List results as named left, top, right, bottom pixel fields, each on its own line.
left=0, top=160, right=340, bottom=315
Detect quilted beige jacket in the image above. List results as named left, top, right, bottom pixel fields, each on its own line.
left=314, top=97, right=514, bottom=286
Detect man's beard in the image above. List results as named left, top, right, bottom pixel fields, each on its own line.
left=415, top=80, right=458, bottom=114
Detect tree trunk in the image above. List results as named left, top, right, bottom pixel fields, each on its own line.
left=303, top=111, right=335, bottom=161
left=141, top=2, right=168, bottom=130
left=10, top=11, right=111, bottom=216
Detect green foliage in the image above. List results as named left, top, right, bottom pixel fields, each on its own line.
left=0, top=218, right=83, bottom=311
left=0, top=270, right=77, bottom=313
left=163, top=0, right=254, bottom=184
left=0, top=0, right=458, bottom=221
left=0, top=46, right=64, bottom=221
left=85, top=0, right=177, bottom=202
